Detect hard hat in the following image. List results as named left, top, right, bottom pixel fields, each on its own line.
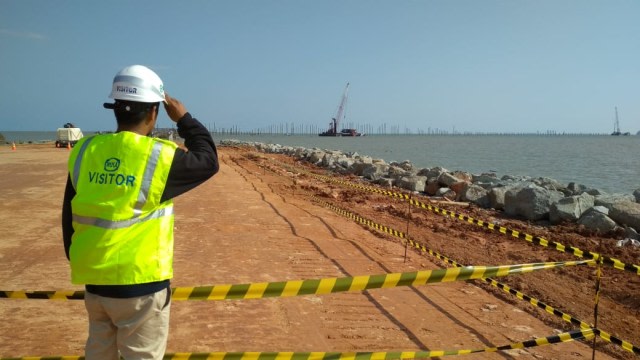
left=107, top=65, right=165, bottom=103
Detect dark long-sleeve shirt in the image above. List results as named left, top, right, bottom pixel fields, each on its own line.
left=62, top=113, right=219, bottom=297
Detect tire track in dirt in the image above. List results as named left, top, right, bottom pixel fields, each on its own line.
left=218, top=150, right=620, bottom=359
left=223, top=154, right=436, bottom=349
left=226, top=155, right=521, bottom=359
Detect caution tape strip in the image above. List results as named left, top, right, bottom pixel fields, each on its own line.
left=0, top=260, right=588, bottom=301
left=0, top=328, right=594, bottom=360
left=271, top=159, right=639, bottom=275
left=311, top=196, right=640, bottom=355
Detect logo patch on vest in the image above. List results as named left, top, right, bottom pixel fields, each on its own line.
left=104, top=158, right=120, bottom=172
left=87, top=157, right=135, bottom=187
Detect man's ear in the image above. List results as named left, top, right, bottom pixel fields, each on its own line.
left=146, top=105, right=158, bottom=125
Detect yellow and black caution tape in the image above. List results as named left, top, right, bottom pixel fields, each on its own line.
left=274, top=160, right=640, bottom=275
left=0, top=260, right=589, bottom=301
left=0, top=328, right=595, bottom=360
left=313, top=196, right=640, bottom=355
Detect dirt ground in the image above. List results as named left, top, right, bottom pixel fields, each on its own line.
left=0, top=143, right=638, bottom=359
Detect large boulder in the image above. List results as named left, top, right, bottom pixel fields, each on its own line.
left=472, top=173, right=501, bottom=189
left=608, top=201, right=640, bottom=230
left=450, top=181, right=469, bottom=196
left=533, top=177, right=565, bottom=190
left=549, top=193, right=595, bottom=224
left=595, top=194, right=636, bottom=209
left=567, top=182, right=592, bottom=195
left=308, top=150, right=326, bottom=165
left=387, top=165, right=413, bottom=178
left=634, top=188, right=640, bottom=203
left=351, top=160, right=373, bottom=176
left=361, top=163, right=389, bottom=181
left=396, top=176, right=427, bottom=192
left=488, top=186, right=510, bottom=210
left=425, top=167, right=448, bottom=181
left=437, top=172, right=460, bottom=187
left=578, top=207, right=618, bottom=232
left=459, top=183, right=490, bottom=208
left=435, top=187, right=456, bottom=201
left=504, top=183, right=564, bottom=221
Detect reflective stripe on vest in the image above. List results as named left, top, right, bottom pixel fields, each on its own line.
left=72, top=206, right=173, bottom=229
left=71, top=140, right=165, bottom=224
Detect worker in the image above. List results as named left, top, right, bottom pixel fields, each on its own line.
left=61, top=65, right=219, bottom=359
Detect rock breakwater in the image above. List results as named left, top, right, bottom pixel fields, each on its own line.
left=222, top=140, right=640, bottom=244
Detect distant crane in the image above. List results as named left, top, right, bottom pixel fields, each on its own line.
left=611, top=106, right=630, bottom=136
left=319, top=83, right=362, bottom=136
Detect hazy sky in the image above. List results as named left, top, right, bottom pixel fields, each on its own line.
left=1, top=0, right=639, bottom=133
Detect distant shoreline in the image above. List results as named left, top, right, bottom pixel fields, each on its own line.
left=1, top=130, right=635, bottom=143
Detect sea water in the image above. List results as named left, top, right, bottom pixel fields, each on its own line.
left=3, top=131, right=638, bottom=195
left=214, top=134, right=639, bottom=195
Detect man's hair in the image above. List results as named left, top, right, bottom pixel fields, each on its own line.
left=113, top=100, right=160, bottom=125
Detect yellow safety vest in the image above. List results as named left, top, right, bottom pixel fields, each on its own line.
left=68, top=132, right=178, bottom=285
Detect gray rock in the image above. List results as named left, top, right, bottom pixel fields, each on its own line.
left=501, top=174, right=531, bottom=182
left=351, top=161, right=370, bottom=176
left=373, top=177, right=394, bottom=188
left=504, top=183, right=564, bottom=221
left=387, top=165, right=413, bottom=178
left=608, top=201, right=640, bottom=230
left=584, top=188, right=604, bottom=196
left=435, top=187, right=456, bottom=200
left=588, top=205, right=610, bottom=215
left=460, top=183, right=490, bottom=208
left=634, top=189, right=640, bottom=203
left=578, top=211, right=618, bottom=232
left=595, top=194, right=636, bottom=209
left=549, top=193, right=595, bottom=224
left=396, top=176, right=427, bottom=192
left=567, top=182, right=588, bottom=195
left=533, top=177, right=565, bottom=190
left=308, top=150, right=325, bottom=165
left=362, top=163, right=389, bottom=181
left=452, top=171, right=473, bottom=183
left=396, top=160, right=414, bottom=171
left=488, top=186, right=510, bottom=210
left=437, top=172, right=460, bottom=187
left=336, top=157, right=355, bottom=169
left=425, top=167, right=448, bottom=181
left=472, top=173, right=499, bottom=184
left=321, top=153, right=336, bottom=167
left=416, top=168, right=431, bottom=176
left=625, top=226, right=639, bottom=240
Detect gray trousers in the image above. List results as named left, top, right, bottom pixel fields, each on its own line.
left=84, top=288, right=171, bottom=360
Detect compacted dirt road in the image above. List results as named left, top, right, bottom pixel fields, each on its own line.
left=0, top=144, right=635, bottom=359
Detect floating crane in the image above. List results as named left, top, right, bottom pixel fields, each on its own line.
left=611, top=107, right=630, bottom=136
left=319, top=83, right=362, bottom=136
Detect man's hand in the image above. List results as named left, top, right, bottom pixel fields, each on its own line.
left=163, top=93, right=188, bottom=122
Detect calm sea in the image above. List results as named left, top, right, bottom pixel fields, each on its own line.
left=3, top=131, right=638, bottom=195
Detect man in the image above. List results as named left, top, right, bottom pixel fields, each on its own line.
left=62, top=65, right=219, bottom=359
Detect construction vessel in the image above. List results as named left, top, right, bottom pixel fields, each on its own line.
left=319, top=83, right=363, bottom=137
left=611, top=107, right=630, bottom=136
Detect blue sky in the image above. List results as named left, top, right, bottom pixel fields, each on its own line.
left=1, top=0, right=639, bottom=133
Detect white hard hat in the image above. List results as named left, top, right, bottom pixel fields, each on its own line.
left=108, top=65, right=165, bottom=103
